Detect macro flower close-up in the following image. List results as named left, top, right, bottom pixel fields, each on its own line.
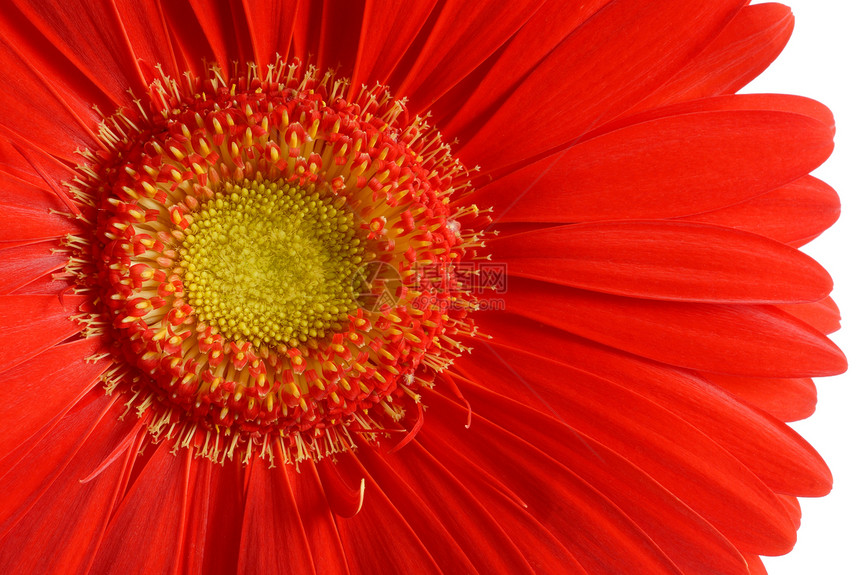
left=0, top=1, right=850, bottom=574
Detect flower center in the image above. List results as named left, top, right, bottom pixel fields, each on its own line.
left=181, top=179, right=363, bottom=348
left=63, top=62, right=485, bottom=463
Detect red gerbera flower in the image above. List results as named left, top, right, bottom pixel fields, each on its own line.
left=0, top=1, right=846, bottom=574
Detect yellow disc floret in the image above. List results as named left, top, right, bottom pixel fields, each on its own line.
left=180, top=179, right=364, bottom=348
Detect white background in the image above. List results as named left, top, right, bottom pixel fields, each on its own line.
left=744, top=2, right=860, bottom=574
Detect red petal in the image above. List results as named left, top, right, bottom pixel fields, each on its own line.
left=332, top=451, right=446, bottom=574
left=0, top=192, right=78, bottom=244
left=0, top=294, right=85, bottom=376
left=0, top=392, right=140, bottom=574
left=112, top=1, right=182, bottom=81
left=470, top=108, right=832, bottom=223
left=775, top=298, right=842, bottom=335
left=89, top=442, right=192, bottom=575
left=158, top=2, right=217, bottom=76
left=8, top=0, right=144, bottom=104
left=285, top=1, right=318, bottom=64
left=182, top=460, right=245, bottom=575
left=487, top=306, right=815, bottom=428
left=0, top=338, right=109, bottom=466
left=373, top=439, right=542, bottom=574
left=458, top=0, right=745, bottom=172
left=10, top=275, right=70, bottom=296
left=442, top=0, right=610, bottom=138
left=631, top=3, right=795, bottom=111
left=702, top=373, right=817, bottom=423
left=315, top=0, right=365, bottom=74
left=349, top=0, right=436, bottom=92
left=1, top=391, right=109, bottom=537
left=492, top=221, right=831, bottom=303
left=584, top=92, right=834, bottom=143
left=0, top=136, right=81, bottom=195
left=778, top=494, right=802, bottom=529
left=454, top=347, right=798, bottom=555
left=0, top=241, right=68, bottom=295
left=679, top=175, right=840, bottom=247
left=392, top=0, right=542, bottom=113
left=288, top=464, right=350, bottom=575
left=355, top=437, right=526, bottom=574
left=240, top=0, right=300, bottom=68
left=238, top=458, right=316, bottom=575
left=447, top=385, right=751, bottom=575
left=419, top=391, right=685, bottom=573
left=503, top=277, right=845, bottom=377
left=0, top=31, right=100, bottom=160
left=317, top=457, right=365, bottom=518
left=186, top=0, right=253, bottom=72
left=412, top=432, right=589, bottom=573
left=744, top=553, right=769, bottom=575
left=479, top=313, right=833, bottom=496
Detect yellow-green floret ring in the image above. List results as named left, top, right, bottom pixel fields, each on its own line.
left=179, top=178, right=365, bottom=348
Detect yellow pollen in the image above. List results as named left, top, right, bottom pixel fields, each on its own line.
left=179, top=178, right=365, bottom=346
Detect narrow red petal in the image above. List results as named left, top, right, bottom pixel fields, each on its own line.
left=0, top=32, right=100, bottom=160
left=288, top=464, right=350, bottom=575
left=679, top=175, right=840, bottom=247
left=703, top=373, right=817, bottom=423
left=470, top=108, right=832, bottom=223
left=582, top=93, right=834, bottom=149
left=744, top=553, right=769, bottom=575
left=112, top=0, right=182, bottom=81
left=238, top=458, right=316, bottom=575
left=285, top=0, right=318, bottom=64
left=492, top=221, right=832, bottom=303
left=9, top=0, right=144, bottom=104
left=355, top=437, right=522, bottom=574
left=776, top=298, right=842, bottom=335
left=317, top=457, right=366, bottom=518
left=182, top=460, right=244, bottom=575
left=158, top=1, right=218, bottom=76
left=455, top=347, right=799, bottom=555
left=442, top=0, right=610, bottom=138
left=349, top=0, right=437, bottom=93
left=631, top=3, right=795, bottom=111
left=503, top=277, right=845, bottom=377
left=778, top=494, right=802, bottom=529
left=419, top=391, right=685, bottom=574
left=0, top=136, right=81, bottom=194
left=89, top=442, right=192, bottom=575
left=458, top=0, right=745, bottom=172
left=392, top=0, right=542, bottom=113
left=412, top=433, right=590, bottom=574
left=0, top=391, right=111, bottom=538
left=240, top=0, right=299, bottom=68
left=332, top=451, right=446, bottom=574
left=10, top=274, right=70, bottom=296
left=185, top=0, right=253, bottom=73
left=376, top=440, right=542, bottom=574
left=0, top=294, right=85, bottom=376
left=479, top=313, right=833, bottom=496
left=315, top=0, right=365, bottom=74
left=0, top=338, right=109, bottom=466
left=446, top=385, right=751, bottom=575
left=0, top=241, right=68, bottom=295
left=0, top=393, right=139, bottom=575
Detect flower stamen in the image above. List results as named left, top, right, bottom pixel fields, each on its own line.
left=60, top=60, right=481, bottom=464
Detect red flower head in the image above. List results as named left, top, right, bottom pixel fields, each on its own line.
left=0, top=1, right=846, bottom=574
